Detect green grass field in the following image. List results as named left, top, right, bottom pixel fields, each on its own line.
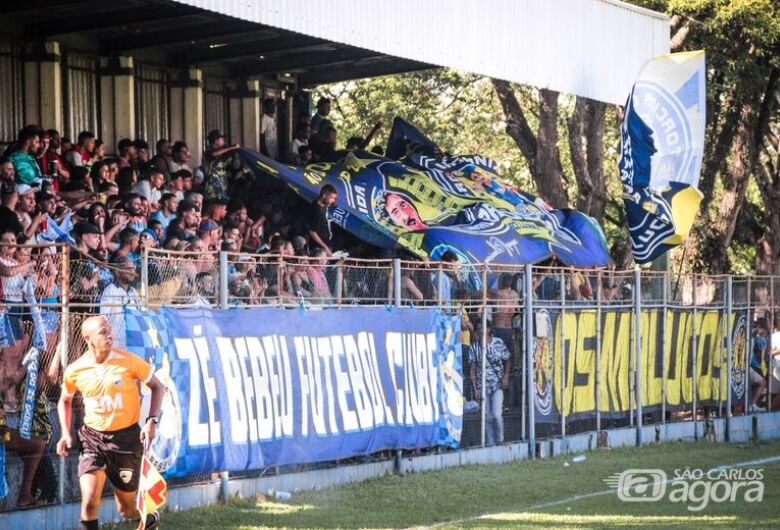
left=112, top=440, right=780, bottom=529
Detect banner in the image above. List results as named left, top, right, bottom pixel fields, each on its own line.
left=241, top=136, right=609, bottom=267
left=531, top=307, right=742, bottom=423
left=619, top=51, right=706, bottom=264
left=124, top=307, right=463, bottom=476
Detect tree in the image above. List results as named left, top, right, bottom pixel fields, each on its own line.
left=314, top=0, right=779, bottom=273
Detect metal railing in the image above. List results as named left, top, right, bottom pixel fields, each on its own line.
left=1, top=245, right=779, bottom=512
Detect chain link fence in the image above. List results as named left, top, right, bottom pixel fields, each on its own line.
left=2, top=245, right=780, bottom=512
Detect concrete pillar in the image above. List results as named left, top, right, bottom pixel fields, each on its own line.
left=182, top=67, right=204, bottom=167
left=229, top=80, right=261, bottom=151
left=99, top=56, right=135, bottom=152
left=170, top=68, right=204, bottom=165
left=23, top=41, right=62, bottom=131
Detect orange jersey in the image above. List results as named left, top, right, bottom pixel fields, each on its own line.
left=62, top=349, right=153, bottom=432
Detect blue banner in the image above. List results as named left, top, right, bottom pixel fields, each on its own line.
left=619, top=51, right=706, bottom=264
left=124, top=307, right=462, bottom=476
left=241, top=135, right=609, bottom=266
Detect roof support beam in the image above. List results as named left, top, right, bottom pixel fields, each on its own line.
left=298, top=60, right=434, bottom=86
left=234, top=48, right=385, bottom=77
left=183, top=35, right=329, bottom=65
left=33, top=5, right=203, bottom=37
left=100, top=23, right=263, bottom=53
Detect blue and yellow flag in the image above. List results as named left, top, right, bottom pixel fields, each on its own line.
left=619, top=51, right=706, bottom=264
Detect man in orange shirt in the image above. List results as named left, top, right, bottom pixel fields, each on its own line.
left=57, top=316, right=164, bottom=530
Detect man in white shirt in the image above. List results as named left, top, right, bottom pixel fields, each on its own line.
left=98, top=256, right=141, bottom=348
left=260, top=98, right=278, bottom=160
left=132, top=168, right=164, bottom=208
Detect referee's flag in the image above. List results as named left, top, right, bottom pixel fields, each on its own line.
left=136, top=455, right=167, bottom=528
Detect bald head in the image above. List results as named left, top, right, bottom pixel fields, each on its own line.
left=81, top=316, right=114, bottom=360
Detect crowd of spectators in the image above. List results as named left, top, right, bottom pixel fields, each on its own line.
left=0, top=99, right=779, bottom=507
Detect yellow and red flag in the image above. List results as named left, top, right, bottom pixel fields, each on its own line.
left=136, top=455, right=167, bottom=529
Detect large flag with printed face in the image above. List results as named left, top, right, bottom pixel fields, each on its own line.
left=136, top=455, right=167, bottom=528
left=619, top=51, right=706, bottom=264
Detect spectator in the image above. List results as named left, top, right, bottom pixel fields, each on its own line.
left=197, top=219, right=220, bottom=250
left=298, top=145, right=313, bottom=166
left=298, top=246, right=332, bottom=303
left=9, top=125, right=43, bottom=185
left=60, top=137, right=72, bottom=153
left=165, top=199, right=199, bottom=243
left=37, top=130, right=70, bottom=189
left=202, top=129, right=240, bottom=201
left=432, top=250, right=461, bottom=305
left=147, top=219, right=164, bottom=243
left=192, top=271, right=215, bottom=306
left=169, top=141, right=192, bottom=173
left=469, top=323, right=511, bottom=446
left=150, top=192, right=177, bottom=233
left=260, top=98, right=278, bottom=160
left=310, top=97, right=331, bottom=136
left=123, top=193, right=147, bottom=232
left=312, top=122, right=337, bottom=161
left=749, top=319, right=769, bottom=412
left=92, top=139, right=106, bottom=161
left=204, top=198, right=228, bottom=224
left=112, top=227, right=140, bottom=264
left=0, top=231, right=35, bottom=403
left=185, top=191, right=203, bottom=214
left=491, top=272, right=519, bottom=369
left=90, top=160, right=111, bottom=193
left=289, top=123, right=309, bottom=164
left=63, top=130, right=95, bottom=171
left=116, top=138, right=136, bottom=169
left=151, top=138, right=172, bottom=178
left=25, top=189, right=57, bottom=241
left=116, top=166, right=138, bottom=196
left=1, top=157, right=15, bottom=191
left=105, top=157, right=120, bottom=182
left=167, top=169, right=186, bottom=200
left=306, top=184, right=338, bottom=257
left=132, top=167, right=164, bottom=206
left=14, top=184, right=37, bottom=234
left=98, top=255, right=140, bottom=348
left=133, top=139, right=150, bottom=167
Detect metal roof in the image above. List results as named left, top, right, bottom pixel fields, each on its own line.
left=0, top=0, right=669, bottom=101
left=173, top=0, right=670, bottom=103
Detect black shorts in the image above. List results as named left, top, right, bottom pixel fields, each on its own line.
left=78, top=423, right=143, bottom=492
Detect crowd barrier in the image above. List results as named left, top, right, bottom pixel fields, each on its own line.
left=0, top=244, right=778, bottom=513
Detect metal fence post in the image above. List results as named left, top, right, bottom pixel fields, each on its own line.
left=769, top=279, right=775, bottom=412
left=560, top=270, right=566, bottom=440
left=218, top=251, right=229, bottom=500
left=524, top=263, right=536, bottom=458
left=393, top=259, right=402, bottom=307
left=634, top=267, right=643, bottom=446
left=140, top=245, right=149, bottom=306
left=335, top=260, right=344, bottom=306
left=596, top=271, right=602, bottom=433
left=744, top=276, right=752, bottom=413
left=480, top=264, right=488, bottom=448
left=437, top=261, right=444, bottom=309
left=726, top=275, right=734, bottom=439
left=480, top=307, right=488, bottom=448
left=661, top=271, right=669, bottom=425
left=692, top=276, right=699, bottom=437
left=392, top=258, right=403, bottom=473
left=58, top=245, right=70, bottom=504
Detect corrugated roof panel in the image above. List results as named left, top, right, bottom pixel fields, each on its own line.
left=175, top=0, right=669, bottom=104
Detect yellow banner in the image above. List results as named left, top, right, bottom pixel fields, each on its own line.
left=546, top=309, right=732, bottom=416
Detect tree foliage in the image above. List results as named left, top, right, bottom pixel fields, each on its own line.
left=314, top=0, right=779, bottom=273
